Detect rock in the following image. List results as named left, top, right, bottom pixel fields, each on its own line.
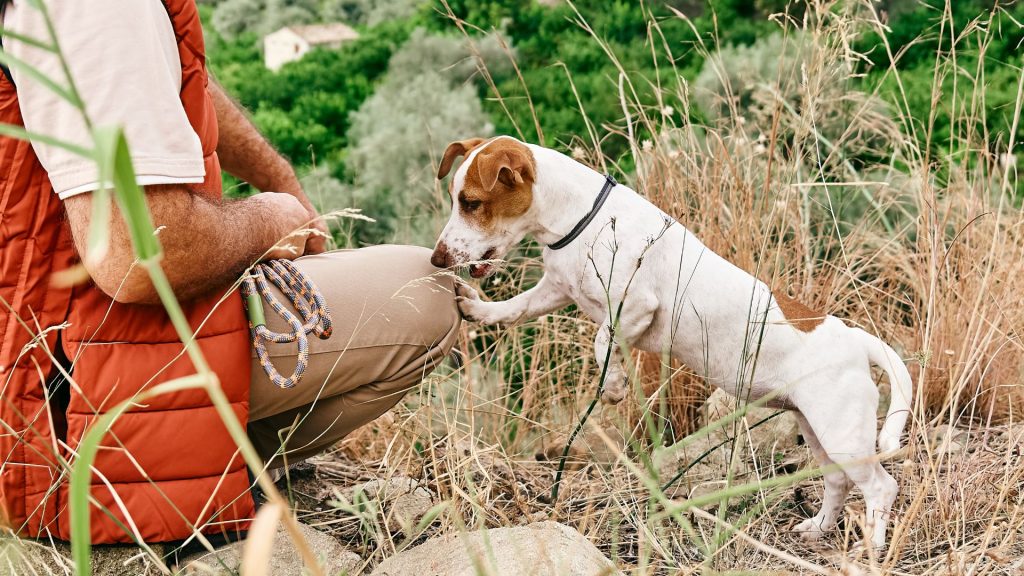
left=356, top=477, right=434, bottom=533
left=0, top=538, right=169, bottom=575
left=180, top=522, right=362, bottom=575
left=534, top=426, right=625, bottom=471
left=655, top=388, right=800, bottom=484
left=1000, top=425, right=1024, bottom=445
left=370, top=521, right=620, bottom=576
left=0, top=523, right=362, bottom=576
left=703, top=389, right=800, bottom=451
left=929, top=424, right=969, bottom=455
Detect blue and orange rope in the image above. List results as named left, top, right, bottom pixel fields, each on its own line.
left=241, top=260, right=333, bottom=388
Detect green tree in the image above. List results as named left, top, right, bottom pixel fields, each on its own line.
left=346, top=29, right=497, bottom=244
left=212, top=0, right=319, bottom=38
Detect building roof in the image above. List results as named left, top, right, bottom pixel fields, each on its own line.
left=285, top=22, right=359, bottom=45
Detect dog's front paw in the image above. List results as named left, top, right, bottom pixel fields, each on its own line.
left=455, top=280, right=505, bottom=324
left=455, top=280, right=485, bottom=322
left=792, top=518, right=825, bottom=541
left=454, top=279, right=481, bottom=303
left=600, top=373, right=628, bottom=404
left=457, top=297, right=492, bottom=324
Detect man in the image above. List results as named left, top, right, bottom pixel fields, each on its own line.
left=0, top=0, right=459, bottom=544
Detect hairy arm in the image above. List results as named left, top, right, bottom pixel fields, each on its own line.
left=66, top=82, right=321, bottom=305
left=65, top=186, right=309, bottom=305
left=209, top=80, right=328, bottom=253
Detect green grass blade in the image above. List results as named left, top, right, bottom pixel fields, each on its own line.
left=111, top=130, right=161, bottom=260
left=87, top=128, right=119, bottom=266
left=0, top=27, right=56, bottom=52
left=0, top=123, right=93, bottom=157
left=69, top=376, right=211, bottom=576
left=0, top=50, right=82, bottom=109
left=92, top=126, right=161, bottom=261
left=68, top=403, right=131, bottom=576
left=85, top=186, right=112, bottom=265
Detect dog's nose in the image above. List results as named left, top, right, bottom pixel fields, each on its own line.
left=431, top=242, right=451, bottom=268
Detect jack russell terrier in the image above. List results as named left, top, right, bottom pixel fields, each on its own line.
left=430, top=135, right=912, bottom=549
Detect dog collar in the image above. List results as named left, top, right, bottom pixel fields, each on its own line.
left=547, top=174, right=617, bottom=250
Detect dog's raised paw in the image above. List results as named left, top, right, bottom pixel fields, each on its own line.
left=455, top=297, right=482, bottom=323
left=454, top=280, right=486, bottom=322
left=454, top=279, right=481, bottom=302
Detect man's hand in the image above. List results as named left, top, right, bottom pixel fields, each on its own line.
left=252, top=192, right=313, bottom=260
left=270, top=177, right=329, bottom=255
left=65, top=186, right=312, bottom=305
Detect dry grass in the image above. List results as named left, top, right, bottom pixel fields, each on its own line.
left=287, top=1, right=1024, bottom=574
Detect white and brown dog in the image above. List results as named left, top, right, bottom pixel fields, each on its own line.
left=430, top=135, right=912, bottom=548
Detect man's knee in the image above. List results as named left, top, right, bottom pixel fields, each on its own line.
left=381, top=244, right=461, bottom=347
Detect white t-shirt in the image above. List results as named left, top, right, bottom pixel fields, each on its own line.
left=2, top=0, right=206, bottom=199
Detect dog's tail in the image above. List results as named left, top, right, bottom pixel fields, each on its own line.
left=855, top=328, right=913, bottom=453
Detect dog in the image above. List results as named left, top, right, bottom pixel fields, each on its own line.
left=430, top=135, right=913, bottom=549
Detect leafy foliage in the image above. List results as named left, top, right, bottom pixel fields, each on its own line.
left=857, top=2, right=1024, bottom=157
left=201, top=0, right=1024, bottom=245
left=345, top=28, right=499, bottom=244
left=212, top=0, right=320, bottom=38
left=206, top=14, right=414, bottom=188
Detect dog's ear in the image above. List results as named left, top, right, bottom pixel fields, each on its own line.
left=477, top=145, right=535, bottom=192
left=437, top=138, right=486, bottom=179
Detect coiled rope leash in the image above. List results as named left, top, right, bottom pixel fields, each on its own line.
left=241, top=260, right=333, bottom=389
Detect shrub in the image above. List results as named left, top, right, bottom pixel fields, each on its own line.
left=347, top=75, right=491, bottom=244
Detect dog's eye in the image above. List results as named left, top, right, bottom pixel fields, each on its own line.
left=460, top=198, right=482, bottom=212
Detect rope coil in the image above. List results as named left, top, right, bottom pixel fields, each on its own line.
left=241, top=260, right=333, bottom=389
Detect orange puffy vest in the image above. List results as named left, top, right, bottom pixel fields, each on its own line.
left=0, top=0, right=255, bottom=543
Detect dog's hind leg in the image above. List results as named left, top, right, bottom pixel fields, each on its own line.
left=792, top=412, right=853, bottom=540
left=797, top=379, right=898, bottom=549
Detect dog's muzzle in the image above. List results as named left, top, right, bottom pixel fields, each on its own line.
left=431, top=241, right=452, bottom=268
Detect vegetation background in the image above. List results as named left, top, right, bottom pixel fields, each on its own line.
left=186, top=1, right=1024, bottom=574
left=201, top=0, right=1023, bottom=244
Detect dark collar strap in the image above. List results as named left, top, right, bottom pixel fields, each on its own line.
left=548, top=174, right=617, bottom=250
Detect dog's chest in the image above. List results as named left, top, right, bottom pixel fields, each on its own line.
left=546, top=265, right=606, bottom=321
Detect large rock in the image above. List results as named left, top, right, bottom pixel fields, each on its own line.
left=370, top=521, right=620, bottom=576
left=356, top=477, right=434, bottom=533
left=181, top=523, right=362, bottom=575
left=0, top=524, right=362, bottom=576
left=656, top=388, right=800, bottom=484
left=0, top=538, right=168, bottom=576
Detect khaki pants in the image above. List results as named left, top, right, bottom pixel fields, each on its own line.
left=246, top=245, right=460, bottom=467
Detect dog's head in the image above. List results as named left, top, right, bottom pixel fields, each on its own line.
left=431, top=136, right=537, bottom=278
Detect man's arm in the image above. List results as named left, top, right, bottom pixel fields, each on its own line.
left=65, top=186, right=310, bottom=305
left=209, top=80, right=328, bottom=254
left=6, top=1, right=315, bottom=305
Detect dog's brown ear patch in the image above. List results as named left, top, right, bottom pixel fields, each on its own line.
left=438, top=138, right=486, bottom=179
left=475, top=139, right=536, bottom=192
left=774, top=291, right=825, bottom=332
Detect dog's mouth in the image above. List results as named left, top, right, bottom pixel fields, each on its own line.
left=468, top=248, right=497, bottom=278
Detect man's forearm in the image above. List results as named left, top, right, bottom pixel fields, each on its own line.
left=209, top=79, right=327, bottom=253
left=65, top=185, right=307, bottom=304
left=209, top=80, right=300, bottom=194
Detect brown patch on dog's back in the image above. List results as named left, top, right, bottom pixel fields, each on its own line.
left=459, top=138, right=536, bottom=231
left=774, top=291, right=825, bottom=332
